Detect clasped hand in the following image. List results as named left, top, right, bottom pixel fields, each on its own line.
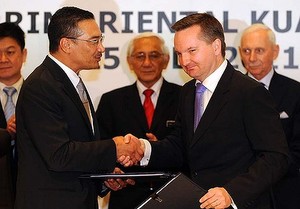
left=6, top=115, right=16, bottom=139
left=113, top=134, right=144, bottom=167
left=199, top=187, right=232, bottom=209
left=104, top=167, right=135, bottom=191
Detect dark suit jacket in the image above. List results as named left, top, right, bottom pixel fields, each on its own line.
left=0, top=104, right=15, bottom=209
left=96, top=79, right=181, bottom=209
left=96, top=79, right=181, bottom=140
left=268, top=71, right=300, bottom=209
left=269, top=71, right=300, bottom=170
left=15, top=56, right=117, bottom=209
left=149, top=61, right=289, bottom=209
left=0, top=129, right=10, bottom=157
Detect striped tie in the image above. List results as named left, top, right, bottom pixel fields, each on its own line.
left=194, top=83, right=206, bottom=131
left=76, top=78, right=92, bottom=124
left=3, top=87, right=17, bottom=121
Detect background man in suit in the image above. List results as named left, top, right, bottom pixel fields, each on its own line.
left=239, top=23, right=300, bottom=209
left=96, top=32, right=181, bottom=209
left=132, top=13, right=289, bottom=209
left=0, top=129, right=11, bottom=157
left=15, top=7, right=142, bottom=209
left=0, top=22, right=27, bottom=209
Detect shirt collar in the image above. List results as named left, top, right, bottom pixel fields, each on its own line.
left=136, top=76, right=163, bottom=96
left=248, top=68, right=274, bottom=89
left=48, top=54, right=80, bottom=88
left=0, top=77, right=23, bottom=92
left=195, top=59, right=227, bottom=94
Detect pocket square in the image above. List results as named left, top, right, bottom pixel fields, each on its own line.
left=279, top=111, right=289, bottom=119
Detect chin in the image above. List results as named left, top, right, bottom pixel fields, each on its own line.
left=91, top=63, right=100, bottom=69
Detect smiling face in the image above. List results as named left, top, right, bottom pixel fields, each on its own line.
left=174, top=25, right=223, bottom=82
left=66, top=19, right=105, bottom=73
left=127, top=36, right=169, bottom=88
left=239, top=28, right=279, bottom=80
left=0, top=37, right=26, bottom=85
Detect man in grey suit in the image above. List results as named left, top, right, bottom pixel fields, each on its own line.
left=130, top=13, right=289, bottom=209
left=239, top=23, right=300, bottom=209
left=15, top=7, right=142, bottom=209
left=96, top=32, right=181, bottom=209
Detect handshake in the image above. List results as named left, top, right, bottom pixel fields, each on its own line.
left=113, top=134, right=145, bottom=167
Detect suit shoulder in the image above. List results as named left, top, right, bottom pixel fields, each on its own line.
left=275, top=73, right=300, bottom=90
left=232, top=69, right=261, bottom=88
left=163, top=80, right=182, bottom=92
left=102, top=85, right=134, bottom=97
left=100, top=85, right=136, bottom=104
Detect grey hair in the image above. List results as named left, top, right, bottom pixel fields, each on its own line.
left=127, top=32, right=169, bottom=56
left=241, top=23, right=276, bottom=45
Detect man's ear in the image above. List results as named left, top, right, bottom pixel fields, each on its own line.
left=273, top=44, right=280, bottom=60
left=212, top=39, right=221, bottom=55
left=60, top=37, right=72, bottom=53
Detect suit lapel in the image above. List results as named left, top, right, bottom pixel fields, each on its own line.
left=125, top=84, right=148, bottom=130
left=191, top=63, right=233, bottom=147
left=0, top=104, right=6, bottom=128
left=152, top=80, right=170, bottom=130
left=44, top=56, right=95, bottom=137
left=184, top=81, right=196, bottom=141
left=269, top=72, right=285, bottom=107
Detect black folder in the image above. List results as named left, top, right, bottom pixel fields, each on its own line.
left=136, top=172, right=207, bottom=209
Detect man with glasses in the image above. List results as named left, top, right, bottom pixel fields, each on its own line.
left=96, top=32, right=181, bottom=209
left=15, top=7, right=143, bottom=209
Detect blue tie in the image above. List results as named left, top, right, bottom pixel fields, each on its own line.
left=194, top=83, right=206, bottom=131
left=3, top=87, right=17, bottom=121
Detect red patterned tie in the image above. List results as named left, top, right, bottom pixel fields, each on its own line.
left=143, top=89, right=154, bottom=128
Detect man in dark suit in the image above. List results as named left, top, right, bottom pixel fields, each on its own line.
left=0, top=129, right=10, bottom=157
left=96, top=32, right=181, bottom=209
left=0, top=22, right=27, bottom=209
left=239, top=23, right=300, bottom=209
left=15, top=7, right=143, bottom=209
left=131, top=13, right=289, bottom=209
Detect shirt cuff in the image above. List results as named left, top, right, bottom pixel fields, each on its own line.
left=231, top=197, right=238, bottom=209
left=139, top=138, right=151, bottom=166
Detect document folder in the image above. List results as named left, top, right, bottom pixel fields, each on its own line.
left=136, top=172, right=207, bottom=209
left=79, top=171, right=173, bottom=180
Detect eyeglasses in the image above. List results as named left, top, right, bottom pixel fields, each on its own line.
left=131, top=52, right=164, bottom=62
left=66, top=34, right=105, bottom=45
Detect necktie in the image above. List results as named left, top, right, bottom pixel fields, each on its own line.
left=143, top=89, right=154, bottom=128
left=76, top=78, right=92, bottom=123
left=3, top=87, right=17, bottom=121
left=3, top=87, right=17, bottom=159
left=194, top=83, right=206, bottom=131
